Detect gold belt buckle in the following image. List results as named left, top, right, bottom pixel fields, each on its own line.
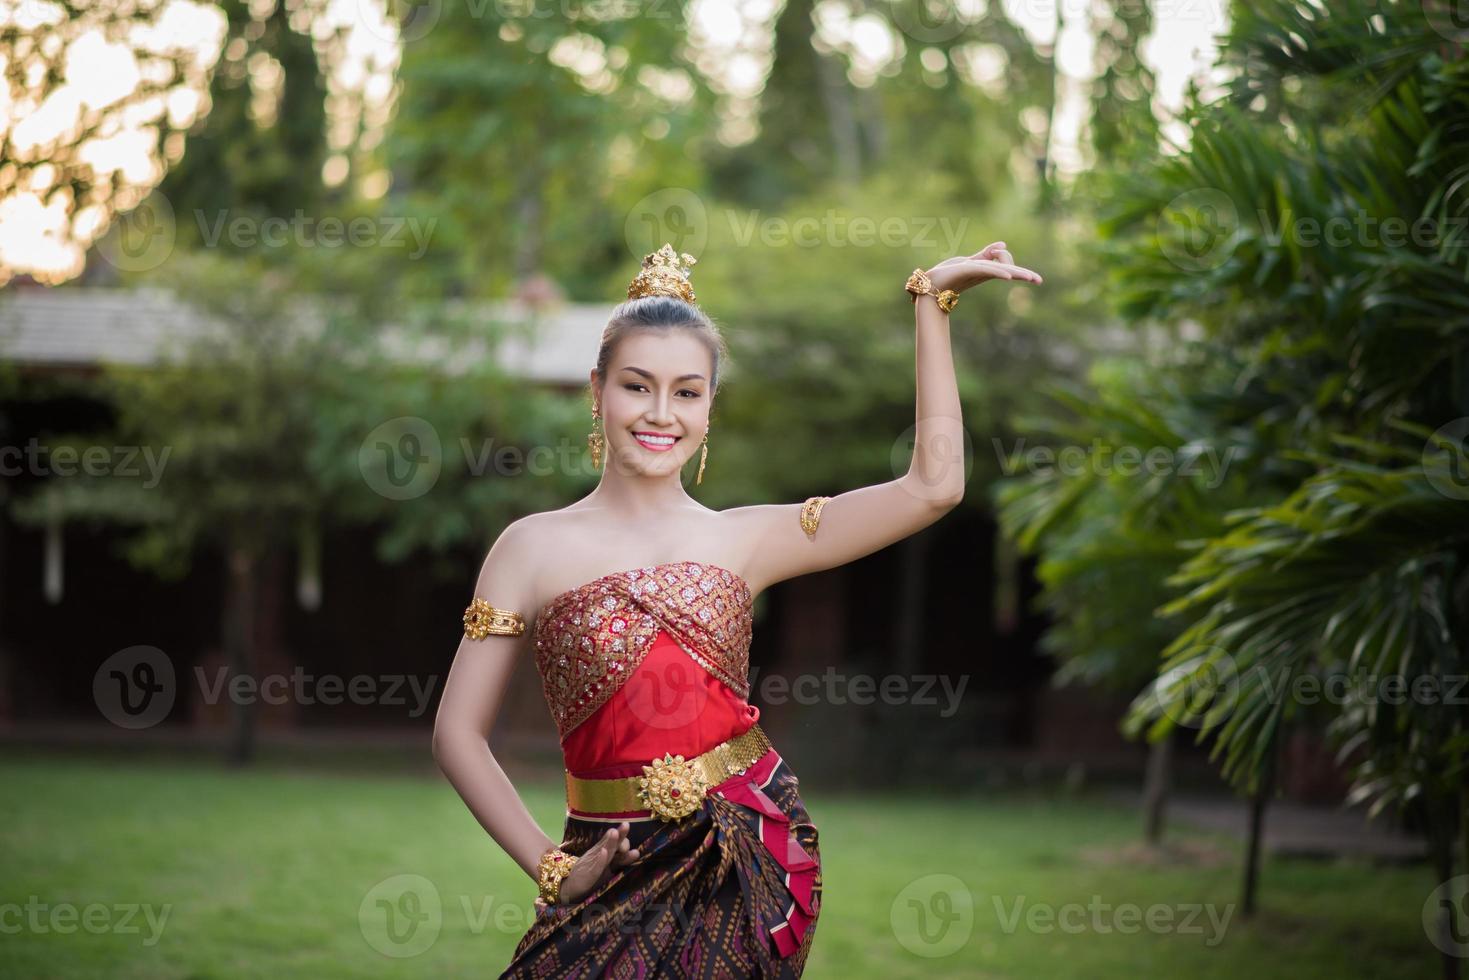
left=637, top=752, right=711, bottom=821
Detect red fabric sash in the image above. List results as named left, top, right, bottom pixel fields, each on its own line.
left=710, top=748, right=818, bottom=958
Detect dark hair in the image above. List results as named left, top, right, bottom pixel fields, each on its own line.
left=592, top=295, right=730, bottom=402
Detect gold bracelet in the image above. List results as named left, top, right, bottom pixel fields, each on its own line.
left=536, top=845, right=577, bottom=906
left=904, top=268, right=959, bottom=313
left=463, top=598, right=525, bottom=640
left=800, top=496, right=831, bottom=540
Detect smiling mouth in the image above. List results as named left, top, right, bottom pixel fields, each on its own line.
left=632, top=432, right=680, bottom=451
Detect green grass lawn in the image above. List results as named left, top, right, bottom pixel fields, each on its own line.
left=0, top=751, right=1439, bottom=979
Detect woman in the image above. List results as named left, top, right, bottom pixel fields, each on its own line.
left=432, top=241, right=1042, bottom=977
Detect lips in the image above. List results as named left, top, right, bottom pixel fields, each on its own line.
left=633, top=432, right=680, bottom=452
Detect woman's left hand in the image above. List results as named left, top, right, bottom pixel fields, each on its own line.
left=925, top=241, right=1042, bottom=294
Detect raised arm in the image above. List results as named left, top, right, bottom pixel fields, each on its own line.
left=731, top=242, right=1043, bottom=593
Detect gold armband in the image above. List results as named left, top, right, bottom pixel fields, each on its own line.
left=800, top=496, right=832, bottom=540
left=463, top=598, right=526, bottom=639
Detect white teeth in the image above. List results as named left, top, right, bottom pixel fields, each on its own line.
left=635, top=434, right=676, bottom=446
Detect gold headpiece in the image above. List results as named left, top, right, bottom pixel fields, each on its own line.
left=627, top=243, right=698, bottom=304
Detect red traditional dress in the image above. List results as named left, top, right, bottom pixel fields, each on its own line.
left=500, top=560, right=822, bottom=978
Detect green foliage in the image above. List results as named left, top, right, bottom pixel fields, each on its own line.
left=1000, top=0, right=1469, bottom=860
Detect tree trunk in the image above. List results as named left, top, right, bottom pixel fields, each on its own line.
left=1142, top=729, right=1172, bottom=844
left=1427, top=783, right=1465, bottom=980
left=223, top=543, right=258, bottom=767
left=1241, top=733, right=1278, bottom=917
left=815, top=48, right=861, bottom=185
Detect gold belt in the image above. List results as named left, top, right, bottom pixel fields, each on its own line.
left=565, top=723, right=772, bottom=822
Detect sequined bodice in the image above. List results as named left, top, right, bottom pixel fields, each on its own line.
left=532, top=561, right=754, bottom=740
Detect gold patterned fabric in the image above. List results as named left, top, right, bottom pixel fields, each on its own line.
left=532, top=561, right=754, bottom=741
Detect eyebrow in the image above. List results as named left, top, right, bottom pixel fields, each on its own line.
left=619, top=366, right=706, bottom=382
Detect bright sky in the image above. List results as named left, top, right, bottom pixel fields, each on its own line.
left=1, top=0, right=1229, bottom=285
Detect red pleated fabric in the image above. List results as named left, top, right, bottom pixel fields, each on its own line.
left=562, top=628, right=760, bottom=779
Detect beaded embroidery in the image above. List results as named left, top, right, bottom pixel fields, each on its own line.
left=532, top=561, right=754, bottom=740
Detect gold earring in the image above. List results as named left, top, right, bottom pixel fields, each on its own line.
left=696, top=429, right=708, bottom=485
left=588, top=408, right=604, bottom=471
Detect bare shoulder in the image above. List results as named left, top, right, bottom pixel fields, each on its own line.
left=471, top=512, right=565, bottom=622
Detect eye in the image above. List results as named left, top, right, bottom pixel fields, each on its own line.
left=624, top=383, right=701, bottom=398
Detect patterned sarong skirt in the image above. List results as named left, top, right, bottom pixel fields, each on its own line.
left=499, top=745, right=822, bottom=977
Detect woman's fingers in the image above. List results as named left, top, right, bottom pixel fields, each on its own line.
left=973, top=241, right=1005, bottom=259
left=976, top=259, right=1041, bottom=283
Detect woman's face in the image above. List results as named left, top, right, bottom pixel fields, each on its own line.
left=596, top=331, right=714, bottom=481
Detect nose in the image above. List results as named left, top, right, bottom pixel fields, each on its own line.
left=647, top=389, right=676, bottom=425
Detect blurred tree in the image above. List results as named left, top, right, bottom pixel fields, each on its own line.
left=9, top=248, right=577, bottom=763
left=998, top=0, right=1467, bottom=960
left=157, top=0, right=333, bottom=247
left=383, top=0, right=719, bottom=300
left=0, top=0, right=220, bottom=284
left=1086, top=0, right=1161, bottom=166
